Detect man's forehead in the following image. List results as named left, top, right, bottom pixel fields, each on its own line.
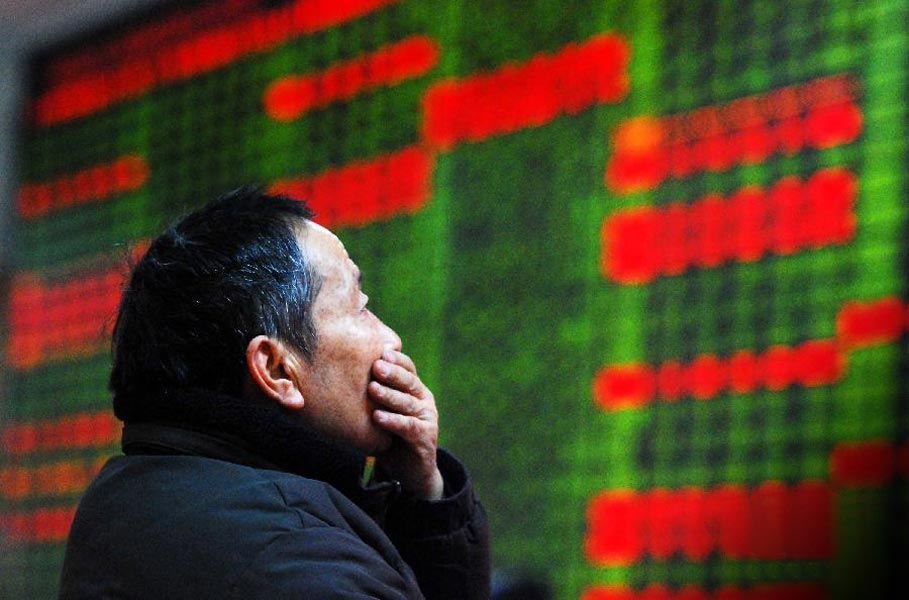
left=298, top=220, right=358, bottom=285
left=305, top=221, right=349, bottom=258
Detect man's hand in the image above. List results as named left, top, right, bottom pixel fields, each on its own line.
left=368, top=346, right=444, bottom=501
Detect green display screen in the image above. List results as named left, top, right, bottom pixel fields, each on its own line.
left=2, top=1, right=907, bottom=598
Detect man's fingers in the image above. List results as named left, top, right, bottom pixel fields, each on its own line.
left=373, top=410, right=428, bottom=442
left=382, top=347, right=416, bottom=374
left=372, top=359, right=421, bottom=395
left=368, top=381, right=420, bottom=415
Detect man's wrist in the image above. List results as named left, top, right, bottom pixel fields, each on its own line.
left=385, top=449, right=477, bottom=538
left=418, top=468, right=444, bottom=502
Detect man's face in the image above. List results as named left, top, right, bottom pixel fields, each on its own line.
left=291, top=221, right=402, bottom=454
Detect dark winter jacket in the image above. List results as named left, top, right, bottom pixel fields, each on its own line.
left=58, top=388, right=490, bottom=599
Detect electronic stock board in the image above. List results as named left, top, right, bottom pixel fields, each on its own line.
left=1, top=1, right=907, bottom=598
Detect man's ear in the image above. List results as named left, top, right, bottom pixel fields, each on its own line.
left=246, top=335, right=305, bottom=409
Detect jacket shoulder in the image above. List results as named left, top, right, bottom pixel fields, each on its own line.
left=61, top=455, right=412, bottom=599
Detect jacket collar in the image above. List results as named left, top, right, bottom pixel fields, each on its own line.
left=118, top=387, right=400, bottom=516
left=122, top=421, right=284, bottom=471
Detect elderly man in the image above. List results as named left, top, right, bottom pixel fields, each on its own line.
left=58, top=188, right=490, bottom=599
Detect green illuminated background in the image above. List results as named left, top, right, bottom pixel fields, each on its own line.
left=2, top=1, right=907, bottom=598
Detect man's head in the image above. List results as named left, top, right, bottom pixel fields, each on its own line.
left=111, top=187, right=402, bottom=454
left=110, top=188, right=319, bottom=403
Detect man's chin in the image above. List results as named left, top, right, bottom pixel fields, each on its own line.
left=362, top=427, right=395, bottom=456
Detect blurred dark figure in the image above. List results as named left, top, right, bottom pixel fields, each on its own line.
left=491, top=569, right=552, bottom=600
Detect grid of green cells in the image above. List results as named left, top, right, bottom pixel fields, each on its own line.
left=640, top=0, right=868, bottom=489
left=4, top=1, right=909, bottom=599
left=17, top=103, right=156, bottom=269
left=575, top=0, right=908, bottom=597
left=430, top=4, right=659, bottom=600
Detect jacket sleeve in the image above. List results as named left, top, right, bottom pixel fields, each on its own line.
left=382, top=449, right=491, bottom=600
